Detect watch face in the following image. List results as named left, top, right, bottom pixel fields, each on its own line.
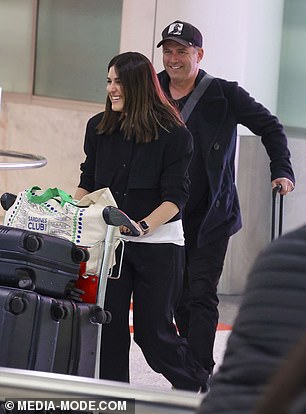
left=139, top=220, right=149, bottom=231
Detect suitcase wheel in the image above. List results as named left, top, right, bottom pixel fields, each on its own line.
left=23, top=234, right=42, bottom=252
left=9, top=296, right=26, bottom=315
left=71, top=246, right=89, bottom=264
left=50, top=302, right=67, bottom=321
left=90, top=306, right=112, bottom=324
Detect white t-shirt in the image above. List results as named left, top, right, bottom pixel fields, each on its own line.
left=120, top=219, right=184, bottom=246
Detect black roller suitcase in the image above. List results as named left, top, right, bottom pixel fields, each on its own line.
left=53, top=300, right=102, bottom=377
left=0, top=286, right=64, bottom=371
left=0, top=286, right=102, bottom=377
left=0, top=225, right=87, bottom=298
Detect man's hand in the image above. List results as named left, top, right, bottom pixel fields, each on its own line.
left=272, top=178, right=295, bottom=195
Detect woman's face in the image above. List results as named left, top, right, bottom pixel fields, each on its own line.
left=106, top=66, right=125, bottom=112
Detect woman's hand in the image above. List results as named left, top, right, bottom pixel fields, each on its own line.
left=74, top=187, right=90, bottom=200
left=120, top=220, right=143, bottom=237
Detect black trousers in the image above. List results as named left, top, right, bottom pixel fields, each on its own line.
left=175, top=236, right=229, bottom=373
left=100, top=242, right=208, bottom=391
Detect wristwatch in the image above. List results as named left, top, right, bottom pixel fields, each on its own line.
left=138, top=220, right=150, bottom=235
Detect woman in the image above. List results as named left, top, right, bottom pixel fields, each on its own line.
left=75, top=52, right=208, bottom=391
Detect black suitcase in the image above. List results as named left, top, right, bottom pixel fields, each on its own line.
left=0, top=286, right=64, bottom=371
left=0, top=286, right=103, bottom=377
left=0, top=225, right=88, bottom=298
left=52, top=299, right=103, bottom=377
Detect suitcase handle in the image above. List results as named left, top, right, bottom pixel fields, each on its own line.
left=271, top=184, right=284, bottom=241
left=0, top=192, right=17, bottom=210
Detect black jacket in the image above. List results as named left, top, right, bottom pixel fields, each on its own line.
left=78, top=112, right=193, bottom=222
left=158, top=70, right=295, bottom=247
left=198, top=225, right=306, bottom=413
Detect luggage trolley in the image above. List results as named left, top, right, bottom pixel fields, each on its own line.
left=74, top=205, right=140, bottom=378
left=0, top=153, right=140, bottom=378
left=0, top=189, right=139, bottom=378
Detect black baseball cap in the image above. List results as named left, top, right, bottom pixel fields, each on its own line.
left=157, top=20, right=203, bottom=48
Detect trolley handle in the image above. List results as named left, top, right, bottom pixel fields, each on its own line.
left=102, top=206, right=141, bottom=237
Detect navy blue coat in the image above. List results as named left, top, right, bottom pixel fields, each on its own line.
left=158, top=70, right=295, bottom=247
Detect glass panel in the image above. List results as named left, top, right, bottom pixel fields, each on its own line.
left=0, top=0, right=33, bottom=93
left=34, top=0, right=123, bottom=103
left=277, top=0, right=306, bottom=129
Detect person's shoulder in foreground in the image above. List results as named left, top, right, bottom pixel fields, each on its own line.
left=197, top=224, right=306, bottom=413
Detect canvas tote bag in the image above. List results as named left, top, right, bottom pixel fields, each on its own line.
left=4, top=186, right=120, bottom=247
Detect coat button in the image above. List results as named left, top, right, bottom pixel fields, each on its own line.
left=215, top=200, right=220, bottom=208
left=213, top=142, right=220, bottom=150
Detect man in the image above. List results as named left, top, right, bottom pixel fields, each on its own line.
left=157, top=20, right=295, bottom=376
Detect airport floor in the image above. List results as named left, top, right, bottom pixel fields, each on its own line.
left=129, top=294, right=242, bottom=390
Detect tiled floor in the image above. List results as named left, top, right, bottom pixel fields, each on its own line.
left=130, top=294, right=242, bottom=389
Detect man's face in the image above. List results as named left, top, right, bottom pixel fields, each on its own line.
left=162, top=40, right=203, bottom=83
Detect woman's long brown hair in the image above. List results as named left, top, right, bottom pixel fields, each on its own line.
left=97, top=51, right=184, bottom=143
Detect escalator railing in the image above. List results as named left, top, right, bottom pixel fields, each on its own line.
left=0, top=150, right=47, bottom=170
left=0, top=368, right=202, bottom=414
